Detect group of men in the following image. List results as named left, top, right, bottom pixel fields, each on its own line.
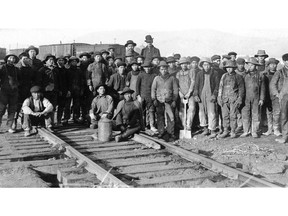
left=0, top=34, right=287, bottom=144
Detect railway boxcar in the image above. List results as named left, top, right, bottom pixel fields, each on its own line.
left=9, top=48, right=25, bottom=57
left=0, top=48, right=7, bottom=60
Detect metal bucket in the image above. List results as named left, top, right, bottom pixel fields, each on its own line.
left=98, top=118, right=112, bottom=142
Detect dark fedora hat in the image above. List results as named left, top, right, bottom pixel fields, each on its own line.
left=121, top=87, right=134, bottom=95
left=95, top=83, right=107, bottom=91
left=166, top=56, right=176, bottom=63
left=246, top=57, right=262, bottom=66
left=145, top=35, right=153, bottom=43
left=223, top=60, right=237, bottom=68
left=222, top=54, right=231, bottom=60
left=211, top=55, right=221, bottom=61
left=158, top=61, right=169, bottom=68
left=267, top=58, right=279, bottom=65
left=100, top=49, right=109, bottom=55
left=43, top=54, right=56, bottom=63
left=117, top=61, right=126, bottom=67
left=190, top=56, right=200, bottom=63
left=5, top=54, right=19, bottom=64
left=30, top=85, right=42, bottom=93
left=282, top=53, right=288, bottom=61
left=79, top=52, right=91, bottom=58
left=130, top=60, right=139, bottom=66
left=25, top=45, right=39, bottom=55
left=125, top=40, right=137, bottom=47
left=236, top=58, right=246, bottom=64
left=68, top=56, right=79, bottom=63
left=136, top=55, right=144, bottom=60
left=106, top=55, right=114, bottom=61
left=255, top=50, right=269, bottom=58
left=93, top=51, right=102, bottom=57
left=174, top=53, right=181, bottom=60
left=56, top=55, right=67, bottom=64
left=18, top=52, right=29, bottom=59
left=228, top=51, right=237, bottom=56
left=114, top=56, right=123, bottom=61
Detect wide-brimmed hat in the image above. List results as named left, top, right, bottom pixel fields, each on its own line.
left=152, top=54, right=162, bottom=61
left=30, top=85, right=42, bottom=93
left=5, top=54, right=19, bottom=64
left=228, top=51, right=237, bottom=56
left=93, top=51, right=102, bottom=57
left=222, top=54, right=231, bottom=60
left=199, top=57, right=212, bottom=67
left=100, top=49, right=109, bottom=55
left=190, top=56, right=200, bottom=63
left=223, top=60, right=237, bottom=68
left=95, top=84, right=107, bottom=91
left=158, top=61, right=168, bottom=68
left=25, top=45, right=39, bottom=55
left=174, top=53, right=181, bottom=60
left=282, top=53, right=288, bottom=61
left=121, top=87, right=134, bottom=95
left=114, top=56, right=123, bottom=61
left=178, top=57, right=189, bottom=65
left=166, top=56, right=176, bottom=63
left=68, top=56, right=79, bottom=63
left=136, top=55, right=144, bottom=60
left=142, top=61, right=152, bottom=67
left=117, top=61, right=126, bottom=67
left=18, top=52, right=29, bottom=59
left=56, top=55, right=67, bottom=64
left=254, top=50, right=269, bottom=58
left=130, top=60, right=139, bottom=66
left=246, top=57, right=262, bottom=66
left=106, top=55, right=114, bottom=61
left=267, top=58, right=279, bottom=65
left=145, top=35, right=153, bottom=43
left=43, top=54, right=56, bottom=63
left=236, top=58, right=246, bottom=65
left=211, top=55, right=221, bottom=62
left=79, top=52, right=91, bottom=58
left=125, top=40, right=137, bottom=47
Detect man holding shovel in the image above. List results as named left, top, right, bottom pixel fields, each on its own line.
left=217, top=60, right=244, bottom=138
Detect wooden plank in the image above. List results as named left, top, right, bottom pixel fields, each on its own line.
left=38, top=128, right=130, bottom=188
left=106, top=157, right=172, bottom=167
left=14, top=144, right=51, bottom=150
left=0, top=152, right=60, bottom=161
left=132, top=134, right=161, bottom=150
left=139, top=133, right=283, bottom=188
left=76, top=144, right=143, bottom=153
left=70, top=141, right=138, bottom=149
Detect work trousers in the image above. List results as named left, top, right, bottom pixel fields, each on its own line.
left=22, top=113, right=53, bottom=130
left=71, top=89, right=81, bottom=119
left=222, top=101, right=238, bottom=131
left=179, top=97, right=196, bottom=129
left=141, top=97, right=155, bottom=128
left=156, top=102, right=175, bottom=136
left=281, top=94, right=288, bottom=141
left=121, top=125, right=141, bottom=139
left=242, top=98, right=261, bottom=135
left=0, top=90, right=18, bottom=128
left=57, top=95, right=71, bottom=122
left=199, top=101, right=217, bottom=131
left=265, top=97, right=281, bottom=132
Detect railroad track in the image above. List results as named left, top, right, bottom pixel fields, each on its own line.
left=35, top=123, right=283, bottom=188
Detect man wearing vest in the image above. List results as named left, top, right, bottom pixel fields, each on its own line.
left=22, top=86, right=54, bottom=137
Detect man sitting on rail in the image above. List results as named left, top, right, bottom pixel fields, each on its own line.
left=87, top=84, right=114, bottom=129
left=22, top=86, right=54, bottom=137
left=113, top=87, right=144, bottom=142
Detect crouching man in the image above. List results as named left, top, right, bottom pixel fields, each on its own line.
left=87, top=84, right=114, bottom=129
left=22, top=86, right=54, bottom=137
left=114, top=87, right=143, bottom=142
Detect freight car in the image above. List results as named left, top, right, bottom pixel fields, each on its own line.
left=9, top=48, right=25, bottom=57
left=39, top=43, right=125, bottom=60
left=0, top=48, right=6, bottom=60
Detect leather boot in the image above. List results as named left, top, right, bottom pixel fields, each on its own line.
left=202, top=126, right=209, bottom=135
left=219, top=129, right=229, bottom=138
left=209, top=130, right=217, bottom=139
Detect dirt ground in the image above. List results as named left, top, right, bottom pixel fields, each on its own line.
left=175, top=129, right=288, bottom=186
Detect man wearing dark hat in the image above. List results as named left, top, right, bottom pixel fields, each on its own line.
left=0, top=54, right=20, bottom=133
left=14, top=52, right=36, bottom=130
left=167, top=56, right=178, bottom=77
left=193, top=58, right=220, bottom=138
left=261, top=58, right=281, bottom=136
left=25, top=45, right=43, bottom=72
left=22, top=86, right=54, bottom=136
left=271, top=53, right=288, bottom=143
left=235, top=58, right=246, bottom=76
left=36, top=54, right=58, bottom=126
left=55, top=56, right=70, bottom=126
left=255, top=50, right=269, bottom=72
left=107, top=61, right=127, bottom=107
left=125, top=40, right=139, bottom=58
left=106, top=56, right=116, bottom=79
left=174, top=54, right=181, bottom=70
left=125, top=50, right=134, bottom=72
left=126, top=61, right=141, bottom=100
left=211, top=55, right=225, bottom=78
left=136, top=55, right=144, bottom=71
left=151, top=55, right=161, bottom=75
left=176, top=57, right=196, bottom=131
left=135, top=61, right=158, bottom=132
left=108, top=46, right=115, bottom=59
left=240, top=57, right=265, bottom=138
left=228, top=52, right=237, bottom=62
left=100, top=49, right=109, bottom=66
left=217, top=60, right=245, bottom=138
left=114, top=87, right=143, bottom=142
left=87, top=52, right=108, bottom=107
left=140, top=35, right=161, bottom=62
left=87, top=84, right=114, bottom=129
left=67, top=56, right=86, bottom=123
left=151, top=61, right=178, bottom=141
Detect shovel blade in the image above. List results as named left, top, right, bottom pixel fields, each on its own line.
left=179, top=130, right=192, bottom=139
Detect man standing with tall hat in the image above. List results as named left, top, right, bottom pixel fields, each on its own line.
left=140, top=35, right=161, bottom=62
left=255, top=50, right=269, bottom=72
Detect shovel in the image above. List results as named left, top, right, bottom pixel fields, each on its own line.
left=179, top=98, right=192, bottom=139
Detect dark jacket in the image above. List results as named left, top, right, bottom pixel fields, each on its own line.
left=0, top=64, right=20, bottom=93
left=18, top=64, right=35, bottom=101
left=270, top=66, right=288, bottom=100
left=243, top=71, right=265, bottom=101
left=140, top=45, right=161, bottom=62
left=37, top=66, right=59, bottom=92
left=67, top=65, right=85, bottom=92
left=136, top=71, right=157, bottom=99
left=55, top=66, right=69, bottom=95
left=193, top=68, right=220, bottom=99
left=87, top=62, right=108, bottom=90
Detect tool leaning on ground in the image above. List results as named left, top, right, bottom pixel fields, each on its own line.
left=179, top=98, right=192, bottom=139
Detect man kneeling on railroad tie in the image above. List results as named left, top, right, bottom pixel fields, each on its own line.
left=87, top=84, right=114, bottom=129
left=114, top=87, right=143, bottom=142
left=22, top=86, right=54, bottom=137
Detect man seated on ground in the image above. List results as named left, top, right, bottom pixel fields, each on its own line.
left=114, top=87, right=143, bottom=142
left=87, top=84, right=114, bottom=129
left=22, top=86, right=54, bottom=137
